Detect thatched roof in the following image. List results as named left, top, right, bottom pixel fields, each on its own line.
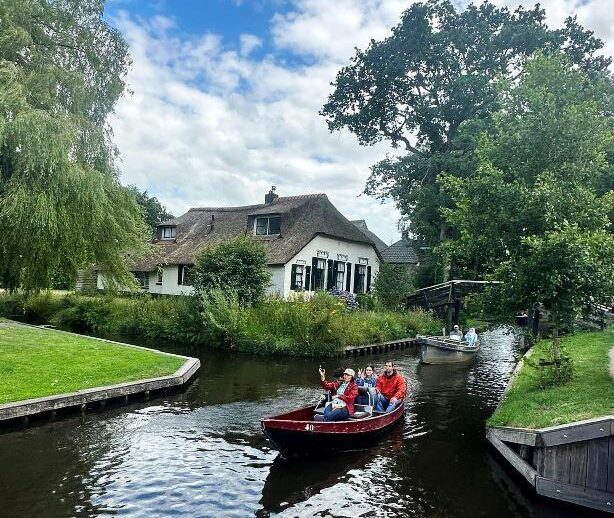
left=351, top=220, right=388, bottom=252
left=130, top=194, right=379, bottom=270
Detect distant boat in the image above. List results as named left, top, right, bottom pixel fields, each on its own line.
left=417, top=335, right=480, bottom=364
left=261, top=401, right=404, bottom=459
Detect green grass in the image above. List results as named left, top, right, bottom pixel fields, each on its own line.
left=0, top=320, right=185, bottom=404
left=489, top=328, right=614, bottom=429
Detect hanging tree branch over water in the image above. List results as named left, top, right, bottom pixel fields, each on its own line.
left=0, top=0, right=147, bottom=291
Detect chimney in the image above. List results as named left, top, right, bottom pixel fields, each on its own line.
left=265, top=186, right=278, bottom=204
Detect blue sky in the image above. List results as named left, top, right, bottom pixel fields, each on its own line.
left=101, top=0, right=613, bottom=244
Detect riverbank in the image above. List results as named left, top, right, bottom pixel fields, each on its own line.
left=0, top=320, right=185, bottom=404
left=488, top=328, right=614, bottom=429
left=0, top=291, right=441, bottom=357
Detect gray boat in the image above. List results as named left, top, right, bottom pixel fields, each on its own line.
left=417, top=335, right=479, bottom=364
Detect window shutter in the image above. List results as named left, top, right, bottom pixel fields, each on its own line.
left=326, top=260, right=334, bottom=290
left=353, top=264, right=360, bottom=293
left=305, top=266, right=311, bottom=291
left=178, top=265, right=183, bottom=285
left=366, top=266, right=372, bottom=292
left=311, top=258, right=317, bottom=289
left=345, top=262, right=352, bottom=291
left=290, top=265, right=297, bottom=290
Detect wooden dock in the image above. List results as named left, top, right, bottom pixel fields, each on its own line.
left=342, top=337, right=415, bottom=358
left=487, top=417, right=614, bottom=514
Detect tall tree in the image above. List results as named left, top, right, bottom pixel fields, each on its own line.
left=442, top=54, right=614, bottom=358
left=126, top=185, right=174, bottom=236
left=321, top=0, right=610, bottom=282
left=0, top=0, right=146, bottom=291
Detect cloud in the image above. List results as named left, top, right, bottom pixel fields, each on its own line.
left=108, top=0, right=613, bottom=246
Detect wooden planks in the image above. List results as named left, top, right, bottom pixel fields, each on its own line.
left=490, top=426, right=538, bottom=446
left=539, top=417, right=612, bottom=446
left=536, top=477, right=614, bottom=514
left=587, top=437, right=609, bottom=491
left=486, top=429, right=538, bottom=486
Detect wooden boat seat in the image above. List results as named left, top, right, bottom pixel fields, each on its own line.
left=312, top=403, right=373, bottom=419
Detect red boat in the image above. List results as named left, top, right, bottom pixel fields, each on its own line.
left=261, top=400, right=405, bottom=459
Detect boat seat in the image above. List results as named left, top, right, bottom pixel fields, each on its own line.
left=314, top=407, right=325, bottom=415
left=350, top=411, right=369, bottom=419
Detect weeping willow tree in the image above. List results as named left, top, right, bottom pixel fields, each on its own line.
left=0, top=0, right=147, bottom=291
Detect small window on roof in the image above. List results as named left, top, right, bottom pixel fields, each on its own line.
left=255, top=216, right=280, bottom=236
left=161, top=226, right=176, bottom=240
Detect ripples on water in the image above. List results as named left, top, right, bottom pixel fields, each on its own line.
left=0, top=326, right=594, bottom=517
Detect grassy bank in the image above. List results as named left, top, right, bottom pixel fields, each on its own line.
left=0, top=291, right=441, bottom=356
left=489, top=328, right=614, bottom=429
left=0, top=320, right=184, bottom=404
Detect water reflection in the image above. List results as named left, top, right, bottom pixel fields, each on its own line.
left=0, top=326, right=597, bottom=517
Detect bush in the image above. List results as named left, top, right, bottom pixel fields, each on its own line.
left=535, top=356, right=575, bottom=389
left=372, top=263, right=414, bottom=310
left=328, top=287, right=359, bottom=311
left=193, top=237, right=271, bottom=306
left=0, top=291, right=442, bottom=357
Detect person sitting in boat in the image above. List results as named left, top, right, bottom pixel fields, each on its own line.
left=318, top=367, right=358, bottom=421
left=449, top=325, right=462, bottom=341
left=464, top=327, right=478, bottom=346
left=356, top=365, right=377, bottom=406
left=374, top=360, right=406, bottom=413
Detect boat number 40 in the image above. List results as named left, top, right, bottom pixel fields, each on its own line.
left=304, top=423, right=314, bottom=432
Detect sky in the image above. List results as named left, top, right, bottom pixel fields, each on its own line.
left=103, top=0, right=614, bottom=245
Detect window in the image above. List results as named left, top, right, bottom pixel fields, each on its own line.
left=354, top=264, right=366, bottom=294
left=156, top=267, right=163, bottom=285
left=335, top=262, right=345, bottom=290
left=312, top=257, right=326, bottom=290
left=178, top=265, right=194, bottom=286
left=255, top=215, right=281, bottom=235
left=133, top=271, right=150, bottom=290
left=291, top=264, right=304, bottom=291
left=161, top=226, right=176, bottom=240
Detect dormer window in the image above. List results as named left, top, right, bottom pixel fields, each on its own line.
left=255, top=215, right=280, bottom=236
left=161, top=226, right=176, bottom=240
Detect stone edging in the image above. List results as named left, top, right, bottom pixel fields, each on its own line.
left=0, top=321, right=201, bottom=422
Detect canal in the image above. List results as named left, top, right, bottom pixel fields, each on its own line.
left=0, top=327, right=597, bottom=517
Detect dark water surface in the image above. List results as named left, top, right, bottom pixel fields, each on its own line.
left=0, top=327, right=596, bottom=517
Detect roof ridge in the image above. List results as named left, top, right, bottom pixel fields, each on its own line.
left=187, top=193, right=328, bottom=213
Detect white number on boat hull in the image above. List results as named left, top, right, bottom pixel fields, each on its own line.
left=304, top=423, right=314, bottom=432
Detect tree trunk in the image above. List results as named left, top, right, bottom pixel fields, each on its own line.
left=551, top=309, right=561, bottom=361
left=439, top=221, right=451, bottom=282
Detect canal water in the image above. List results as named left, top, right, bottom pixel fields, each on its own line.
left=0, top=327, right=597, bottom=517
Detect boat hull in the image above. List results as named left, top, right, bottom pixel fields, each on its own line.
left=261, top=403, right=404, bottom=459
left=417, top=336, right=479, bottom=365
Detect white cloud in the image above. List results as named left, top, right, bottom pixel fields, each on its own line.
left=109, top=0, right=613, bottom=246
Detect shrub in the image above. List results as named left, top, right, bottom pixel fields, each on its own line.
left=193, top=237, right=271, bottom=306
left=372, top=263, right=414, bottom=310
left=328, top=287, right=358, bottom=311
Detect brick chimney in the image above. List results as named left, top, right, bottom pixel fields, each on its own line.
left=265, top=186, right=278, bottom=204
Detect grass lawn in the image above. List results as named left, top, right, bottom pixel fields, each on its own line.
left=489, top=328, right=614, bottom=429
left=0, top=320, right=185, bottom=404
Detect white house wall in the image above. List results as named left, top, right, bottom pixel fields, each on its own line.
left=282, top=234, right=379, bottom=298
left=97, top=265, right=194, bottom=296
left=267, top=265, right=285, bottom=296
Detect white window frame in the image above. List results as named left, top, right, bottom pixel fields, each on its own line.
left=335, top=262, right=345, bottom=290
left=294, top=264, right=304, bottom=290
left=161, top=226, right=176, bottom=240
left=356, top=264, right=367, bottom=294
left=156, top=267, right=163, bottom=285
left=179, top=265, right=193, bottom=286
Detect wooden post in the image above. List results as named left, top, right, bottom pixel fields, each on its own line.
left=453, top=298, right=461, bottom=326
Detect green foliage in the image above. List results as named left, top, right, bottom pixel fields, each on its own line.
left=322, top=0, right=609, bottom=250
left=193, top=237, right=271, bottom=306
left=489, top=329, right=613, bottom=428
left=535, top=356, right=575, bottom=389
left=442, top=55, right=614, bottom=358
left=0, top=0, right=147, bottom=291
left=126, top=185, right=174, bottom=236
left=372, top=263, right=414, bottom=309
left=0, top=291, right=442, bottom=357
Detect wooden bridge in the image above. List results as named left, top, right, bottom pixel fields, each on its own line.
left=405, top=280, right=502, bottom=331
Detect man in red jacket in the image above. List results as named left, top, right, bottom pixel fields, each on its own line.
left=375, top=360, right=406, bottom=412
